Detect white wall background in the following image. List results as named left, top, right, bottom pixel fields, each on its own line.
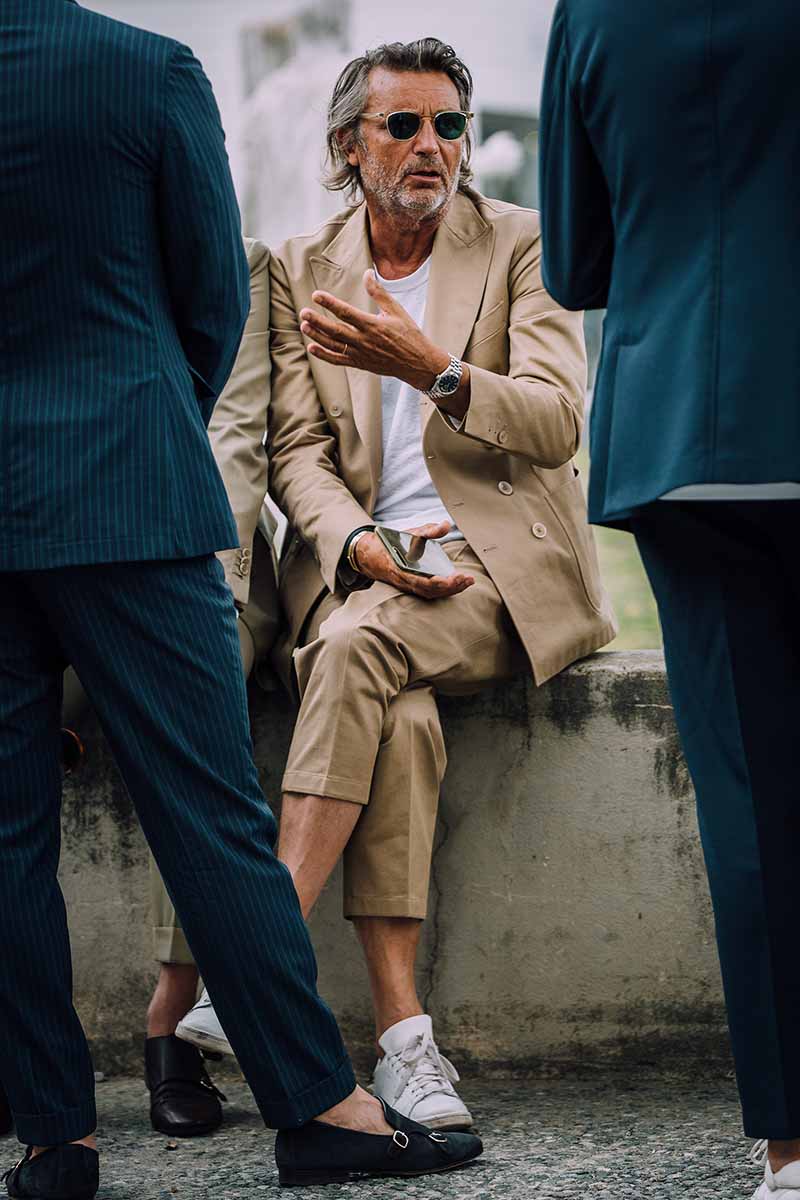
left=87, top=0, right=558, bottom=195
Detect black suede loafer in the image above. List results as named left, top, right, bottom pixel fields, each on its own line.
left=275, top=1100, right=483, bottom=1187
left=3, top=1145, right=99, bottom=1200
left=0, top=1089, right=11, bottom=1137
left=145, top=1035, right=225, bottom=1138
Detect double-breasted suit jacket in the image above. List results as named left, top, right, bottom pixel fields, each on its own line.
left=268, top=190, right=617, bottom=686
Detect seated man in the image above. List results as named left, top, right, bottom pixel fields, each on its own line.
left=177, top=36, right=616, bottom=1129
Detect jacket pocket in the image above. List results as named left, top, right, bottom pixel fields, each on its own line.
left=543, top=474, right=605, bottom=613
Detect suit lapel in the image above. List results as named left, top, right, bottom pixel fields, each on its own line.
left=422, top=192, right=494, bottom=430
left=310, top=205, right=382, bottom=498
left=307, top=194, right=494, bottom=489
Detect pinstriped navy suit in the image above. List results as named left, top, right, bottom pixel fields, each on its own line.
left=0, top=0, right=355, bottom=1147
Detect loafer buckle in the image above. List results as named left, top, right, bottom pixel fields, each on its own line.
left=392, top=1130, right=410, bottom=1151
left=429, top=1132, right=448, bottom=1143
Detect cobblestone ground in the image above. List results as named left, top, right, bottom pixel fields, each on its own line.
left=0, top=1072, right=763, bottom=1199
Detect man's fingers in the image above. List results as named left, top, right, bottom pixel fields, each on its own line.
left=310, top=291, right=374, bottom=332
left=412, top=573, right=475, bottom=600
left=408, top=521, right=452, bottom=540
left=303, top=325, right=350, bottom=355
left=364, top=269, right=404, bottom=316
left=300, top=308, right=359, bottom=343
left=307, top=342, right=348, bottom=366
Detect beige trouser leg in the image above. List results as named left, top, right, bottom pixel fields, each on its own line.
left=150, top=617, right=257, bottom=964
left=283, top=542, right=526, bottom=920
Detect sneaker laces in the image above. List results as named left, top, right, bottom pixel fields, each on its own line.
left=388, top=1030, right=461, bottom=1104
left=749, top=1139, right=769, bottom=1167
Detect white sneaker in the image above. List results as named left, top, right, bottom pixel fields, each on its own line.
left=750, top=1140, right=800, bottom=1198
left=371, top=1014, right=473, bottom=1131
left=175, top=989, right=234, bottom=1058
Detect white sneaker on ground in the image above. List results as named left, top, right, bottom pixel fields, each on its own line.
left=175, top=989, right=234, bottom=1057
left=371, top=1014, right=473, bottom=1131
left=750, top=1140, right=800, bottom=1198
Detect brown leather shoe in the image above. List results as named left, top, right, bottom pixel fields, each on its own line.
left=145, top=1036, right=225, bottom=1138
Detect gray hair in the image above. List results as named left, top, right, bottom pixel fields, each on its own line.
left=324, top=37, right=475, bottom=200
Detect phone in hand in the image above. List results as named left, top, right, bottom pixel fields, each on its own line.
left=374, top=525, right=459, bottom=579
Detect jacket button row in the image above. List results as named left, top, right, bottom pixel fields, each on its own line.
left=532, top=523, right=547, bottom=539
left=497, top=481, right=513, bottom=495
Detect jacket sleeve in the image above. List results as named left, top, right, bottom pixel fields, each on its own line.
left=209, top=240, right=271, bottom=609
left=538, top=0, right=614, bottom=311
left=157, top=42, right=249, bottom=424
left=456, top=221, right=587, bottom=467
left=267, top=252, right=373, bottom=594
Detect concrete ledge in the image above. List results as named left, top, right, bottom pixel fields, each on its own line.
left=60, top=651, right=730, bottom=1076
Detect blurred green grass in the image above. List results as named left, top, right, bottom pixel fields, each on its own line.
left=576, top=446, right=662, bottom=650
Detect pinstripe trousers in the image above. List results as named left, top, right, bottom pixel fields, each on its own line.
left=0, top=555, right=355, bottom=1146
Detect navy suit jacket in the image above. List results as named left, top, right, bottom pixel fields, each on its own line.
left=539, top=0, right=800, bottom=526
left=0, top=0, right=249, bottom=569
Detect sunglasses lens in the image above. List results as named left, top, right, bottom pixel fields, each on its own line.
left=434, top=112, right=468, bottom=140
left=387, top=112, right=421, bottom=140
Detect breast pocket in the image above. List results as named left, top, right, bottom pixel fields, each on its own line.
left=466, top=300, right=509, bottom=351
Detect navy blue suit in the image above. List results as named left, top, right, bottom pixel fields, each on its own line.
left=540, top=0, right=800, bottom=1137
left=0, top=0, right=355, bottom=1147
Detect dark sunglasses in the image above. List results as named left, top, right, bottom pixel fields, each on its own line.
left=361, top=110, right=473, bottom=141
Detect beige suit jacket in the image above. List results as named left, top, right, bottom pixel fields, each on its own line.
left=209, top=237, right=272, bottom=611
left=268, top=192, right=617, bottom=685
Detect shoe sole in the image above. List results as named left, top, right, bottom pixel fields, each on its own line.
left=278, top=1152, right=482, bottom=1188
left=175, top=1025, right=235, bottom=1058
left=420, top=1113, right=474, bottom=1132
left=151, top=1117, right=222, bottom=1139
left=7, top=1186, right=96, bottom=1200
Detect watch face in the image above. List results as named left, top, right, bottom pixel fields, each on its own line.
left=437, top=370, right=460, bottom=395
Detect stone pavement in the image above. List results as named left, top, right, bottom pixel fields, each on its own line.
left=0, top=1071, right=763, bottom=1199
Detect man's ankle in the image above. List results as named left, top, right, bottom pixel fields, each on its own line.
left=32, top=1135, right=97, bottom=1159
left=768, top=1138, right=800, bottom=1173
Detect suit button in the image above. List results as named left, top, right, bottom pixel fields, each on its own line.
left=330, top=405, right=342, bottom=417
left=532, top=523, right=547, bottom=539
left=498, top=481, right=513, bottom=495
left=497, top=430, right=508, bottom=445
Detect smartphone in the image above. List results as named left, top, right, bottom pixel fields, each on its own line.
left=374, top=525, right=459, bottom=579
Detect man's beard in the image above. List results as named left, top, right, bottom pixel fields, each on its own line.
left=360, top=155, right=460, bottom=222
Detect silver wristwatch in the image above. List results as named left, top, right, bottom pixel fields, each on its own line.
left=423, top=355, right=463, bottom=401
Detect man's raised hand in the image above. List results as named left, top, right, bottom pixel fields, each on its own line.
left=299, top=270, right=450, bottom=391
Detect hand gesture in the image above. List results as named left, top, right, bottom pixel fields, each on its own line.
left=300, top=270, right=450, bottom=392
left=353, top=522, right=475, bottom=601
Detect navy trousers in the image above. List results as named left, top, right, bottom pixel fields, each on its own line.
left=0, top=555, right=355, bottom=1146
left=633, top=501, right=800, bottom=1138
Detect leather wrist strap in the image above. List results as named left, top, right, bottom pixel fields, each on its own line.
left=347, top=529, right=371, bottom=573
left=341, top=524, right=374, bottom=576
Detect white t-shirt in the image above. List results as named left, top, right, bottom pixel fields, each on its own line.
left=371, top=259, right=463, bottom=540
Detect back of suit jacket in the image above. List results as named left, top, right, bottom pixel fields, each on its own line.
left=0, top=0, right=249, bottom=569
left=539, top=0, right=800, bottom=525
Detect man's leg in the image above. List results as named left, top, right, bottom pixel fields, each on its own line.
left=0, top=576, right=97, bottom=1151
left=280, top=545, right=522, bottom=1127
left=31, top=555, right=363, bottom=1130
left=633, top=501, right=800, bottom=1168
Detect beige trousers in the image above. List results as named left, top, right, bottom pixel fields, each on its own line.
left=284, top=542, right=526, bottom=920
left=152, top=541, right=525, bottom=962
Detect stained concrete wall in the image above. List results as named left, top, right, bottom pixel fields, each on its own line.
left=60, top=651, right=730, bottom=1076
